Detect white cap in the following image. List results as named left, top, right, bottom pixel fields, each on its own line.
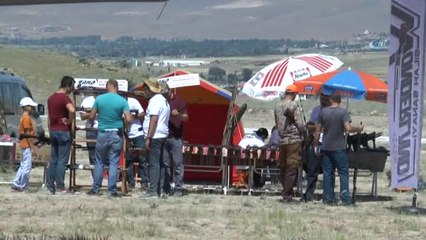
left=19, top=97, right=38, bottom=107
left=127, top=97, right=142, bottom=111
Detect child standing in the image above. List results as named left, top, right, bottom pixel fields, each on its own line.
left=11, top=97, right=38, bottom=192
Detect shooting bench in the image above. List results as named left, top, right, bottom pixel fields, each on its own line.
left=347, top=132, right=389, bottom=199
left=181, top=144, right=283, bottom=195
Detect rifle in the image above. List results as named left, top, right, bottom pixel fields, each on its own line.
left=76, top=107, right=92, bottom=113
left=129, top=109, right=144, bottom=132
left=351, top=128, right=362, bottom=206
left=19, top=134, right=50, bottom=145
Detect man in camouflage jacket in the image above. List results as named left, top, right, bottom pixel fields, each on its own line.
left=274, top=84, right=305, bottom=202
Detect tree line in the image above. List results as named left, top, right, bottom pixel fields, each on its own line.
left=0, top=35, right=330, bottom=58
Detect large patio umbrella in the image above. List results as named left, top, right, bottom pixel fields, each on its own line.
left=294, top=68, right=388, bottom=103
left=241, top=53, right=343, bottom=101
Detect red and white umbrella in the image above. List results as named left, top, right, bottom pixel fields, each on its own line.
left=241, top=53, right=344, bottom=100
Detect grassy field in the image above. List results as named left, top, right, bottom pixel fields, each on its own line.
left=1, top=47, right=426, bottom=239
left=0, top=164, right=426, bottom=240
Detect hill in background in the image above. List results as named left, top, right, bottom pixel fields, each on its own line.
left=0, top=47, right=159, bottom=104
left=0, top=46, right=390, bottom=107
left=0, top=0, right=389, bottom=40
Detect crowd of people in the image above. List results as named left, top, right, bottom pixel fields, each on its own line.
left=11, top=76, right=189, bottom=200
left=237, top=84, right=364, bottom=206
left=10, top=76, right=364, bottom=205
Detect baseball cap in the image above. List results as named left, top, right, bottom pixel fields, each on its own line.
left=285, top=84, right=299, bottom=93
left=19, top=97, right=38, bottom=107
left=127, top=97, right=141, bottom=111
left=255, top=128, right=269, bottom=139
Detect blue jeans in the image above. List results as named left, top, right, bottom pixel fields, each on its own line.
left=13, top=148, right=32, bottom=190
left=86, top=130, right=98, bottom=166
left=126, top=135, right=148, bottom=187
left=163, top=137, right=184, bottom=192
left=305, top=144, right=335, bottom=200
left=322, top=150, right=350, bottom=204
left=146, top=137, right=167, bottom=196
left=92, top=131, right=123, bottom=194
left=47, top=130, right=71, bottom=192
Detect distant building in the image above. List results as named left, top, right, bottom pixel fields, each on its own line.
left=159, top=60, right=210, bottom=67
left=133, top=59, right=141, bottom=67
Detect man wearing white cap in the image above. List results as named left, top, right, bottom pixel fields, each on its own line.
left=126, top=97, right=148, bottom=190
left=79, top=93, right=98, bottom=180
left=11, top=97, right=38, bottom=192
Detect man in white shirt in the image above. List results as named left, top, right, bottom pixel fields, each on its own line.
left=238, top=128, right=268, bottom=149
left=141, top=78, right=171, bottom=199
left=80, top=94, right=98, bottom=180
left=126, top=97, right=148, bottom=190
left=237, top=128, right=268, bottom=188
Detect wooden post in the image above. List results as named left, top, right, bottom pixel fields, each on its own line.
left=221, top=85, right=248, bottom=192
left=221, top=85, right=239, bottom=146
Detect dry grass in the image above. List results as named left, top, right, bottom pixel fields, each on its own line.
left=1, top=152, right=426, bottom=240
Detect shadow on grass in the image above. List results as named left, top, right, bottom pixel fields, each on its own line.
left=0, top=233, right=111, bottom=240
left=294, top=193, right=394, bottom=203
left=353, top=194, right=393, bottom=202
left=387, top=205, right=426, bottom=215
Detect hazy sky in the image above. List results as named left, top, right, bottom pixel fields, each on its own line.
left=0, top=0, right=390, bottom=40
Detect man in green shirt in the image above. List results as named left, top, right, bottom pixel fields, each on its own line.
left=87, top=79, right=132, bottom=198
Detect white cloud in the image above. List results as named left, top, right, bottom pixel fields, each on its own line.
left=188, top=9, right=212, bottom=16
left=189, top=0, right=270, bottom=16
left=12, top=8, right=57, bottom=17
left=43, top=11, right=58, bottom=16
left=244, top=16, right=257, bottom=22
left=112, top=11, right=149, bottom=16
left=211, top=0, right=271, bottom=10
left=15, top=9, right=41, bottom=16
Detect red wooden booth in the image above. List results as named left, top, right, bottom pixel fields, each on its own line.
left=131, top=70, right=244, bottom=183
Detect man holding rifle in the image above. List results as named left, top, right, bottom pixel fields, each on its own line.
left=274, top=84, right=305, bottom=203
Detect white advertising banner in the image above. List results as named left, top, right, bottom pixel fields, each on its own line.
left=388, top=0, right=426, bottom=189
left=157, top=73, right=200, bottom=88
left=74, top=78, right=128, bottom=92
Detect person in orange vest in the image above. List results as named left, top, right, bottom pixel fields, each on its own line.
left=11, top=97, right=39, bottom=192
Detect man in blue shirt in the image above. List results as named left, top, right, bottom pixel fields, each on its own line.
left=87, top=79, right=132, bottom=198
